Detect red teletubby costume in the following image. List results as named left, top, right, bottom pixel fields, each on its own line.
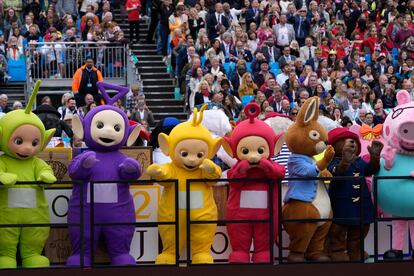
left=222, top=103, right=285, bottom=263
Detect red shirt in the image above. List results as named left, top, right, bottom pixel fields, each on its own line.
left=126, top=0, right=141, bottom=21
left=363, top=36, right=378, bottom=55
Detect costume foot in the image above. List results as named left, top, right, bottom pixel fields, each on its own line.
left=383, top=249, right=403, bottom=260
left=192, top=253, right=213, bottom=264
left=306, top=252, right=330, bottom=262
left=228, top=251, right=250, bottom=263
left=349, top=250, right=369, bottom=261
left=252, top=251, right=271, bottom=263
left=287, top=252, right=305, bottom=262
left=112, top=254, right=136, bottom=266
left=155, top=253, right=176, bottom=264
left=66, top=254, right=91, bottom=266
left=22, top=255, right=50, bottom=268
left=330, top=251, right=350, bottom=261
left=0, top=256, right=17, bottom=269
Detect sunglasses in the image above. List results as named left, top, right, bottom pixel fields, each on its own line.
left=291, top=112, right=298, bottom=115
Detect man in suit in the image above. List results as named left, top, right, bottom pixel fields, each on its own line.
left=278, top=46, right=296, bottom=68
left=245, top=0, right=261, bottom=31
left=305, top=48, right=322, bottom=71
left=131, top=97, right=155, bottom=127
left=221, top=32, right=234, bottom=61
left=271, top=89, right=284, bottom=113
left=231, top=61, right=247, bottom=93
left=343, top=96, right=361, bottom=123
left=207, top=2, right=229, bottom=40
left=299, top=36, right=316, bottom=61
left=273, top=14, right=295, bottom=52
left=230, top=40, right=253, bottom=62
left=372, top=54, right=390, bottom=78
left=373, top=74, right=388, bottom=98
left=288, top=7, right=311, bottom=46
left=261, top=36, right=281, bottom=63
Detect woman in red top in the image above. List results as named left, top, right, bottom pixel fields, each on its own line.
left=126, top=0, right=141, bottom=43
left=363, top=26, right=378, bottom=56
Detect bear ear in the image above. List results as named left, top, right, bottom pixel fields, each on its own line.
left=158, top=133, right=170, bottom=156
left=297, top=97, right=319, bottom=126
left=72, top=115, right=84, bottom=140
left=126, top=125, right=142, bottom=147
left=222, top=136, right=233, bottom=158
left=396, top=90, right=410, bottom=105
left=209, top=137, right=223, bottom=159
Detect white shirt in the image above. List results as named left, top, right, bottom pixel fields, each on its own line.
left=277, top=25, right=289, bottom=46
left=215, top=12, right=223, bottom=24
left=318, top=77, right=332, bottom=92
left=276, top=72, right=289, bottom=86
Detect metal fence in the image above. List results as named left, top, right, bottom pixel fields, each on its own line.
left=1, top=176, right=413, bottom=269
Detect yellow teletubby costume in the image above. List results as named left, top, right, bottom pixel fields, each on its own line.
left=146, top=104, right=222, bottom=264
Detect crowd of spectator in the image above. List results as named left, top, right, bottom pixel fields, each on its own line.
left=156, top=0, right=414, bottom=130
left=0, top=0, right=128, bottom=81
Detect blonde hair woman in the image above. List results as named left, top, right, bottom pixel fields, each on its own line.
left=194, top=80, right=213, bottom=107
left=238, top=72, right=258, bottom=99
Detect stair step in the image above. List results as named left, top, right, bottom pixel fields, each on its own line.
left=138, top=66, right=166, bottom=73
left=136, top=55, right=163, bottom=62
left=146, top=99, right=184, bottom=106
left=132, top=44, right=158, bottom=50
left=140, top=72, right=170, bottom=79
left=132, top=49, right=159, bottom=55
left=143, top=79, right=174, bottom=86
left=143, top=91, right=175, bottom=99
left=137, top=60, right=165, bottom=67
left=150, top=105, right=184, bottom=113
left=144, top=85, right=175, bottom=93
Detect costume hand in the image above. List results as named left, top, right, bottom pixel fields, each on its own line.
left=319, top=169, right=333, bottom=178
left=381, top=146, right=396, bottom=170
left=235, top=159, right=251, bottom=176
left=0, top=173, right=18, bottom=186
left=146, top=164, right=163, bottom=178
left=324, top=145, right=335, bottom=161
left=200, top=159, right=217, bottom=175
left=119, top=158, right=140, bottom=174
left=38, top=172, right=57, bottom=183
left=368, top=141, right=384, bottom=158
left=81, top=151, right=99, bottom=169
left=258, top=158, right=274, bottom=173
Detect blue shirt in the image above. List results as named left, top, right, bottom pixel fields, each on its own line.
left=284, top=153, right=320, bottom=203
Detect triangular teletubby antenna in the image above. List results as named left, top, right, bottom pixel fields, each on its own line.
left=96, top=81, right=129, bottom=106
left=25, top=80, right=41, bottom=114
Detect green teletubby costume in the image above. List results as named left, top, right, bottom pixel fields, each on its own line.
left=0, top=80, right=56, bottom=268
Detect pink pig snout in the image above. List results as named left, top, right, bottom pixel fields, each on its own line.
left=399, top=122, right=414, bottom=141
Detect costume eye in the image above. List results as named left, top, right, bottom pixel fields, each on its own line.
left=14, top=138, right=23, bottom=145
left=197, top=152, right=204, bottom=158
left=309, top=130, right=320, bottom=140
left=114, top=124, right=121, bottom=132
left=181, top=151, right=188, bottom=157
left=242, top=148, right=249, bottom=155
left=97, top=121, right=104, bottom=129
left=258, top=147, right=265, bottom=154
left=32, top=139, right=39, bottom=147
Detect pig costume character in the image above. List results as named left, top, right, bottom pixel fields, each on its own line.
left=67, top=82, right=142, bottom=266
left=378, top=90, right=414, bottom=260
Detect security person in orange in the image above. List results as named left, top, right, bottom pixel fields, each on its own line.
left=71, top=57, right=104, bottom=107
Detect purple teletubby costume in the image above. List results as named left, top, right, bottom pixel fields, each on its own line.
left=66, top=82, right=142, bottom=266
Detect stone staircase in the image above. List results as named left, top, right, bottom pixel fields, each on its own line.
left=113, top=9, right=187, bottom=124
left=0, top=82, right=26, bottom=108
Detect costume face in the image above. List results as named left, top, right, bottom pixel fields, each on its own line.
left=173, top=139, right=209, bottom=171
left=236, top=136, right=270, bottom=166
left=333, top=138, right=359, bottom=158
left=8, top=124, right=42, bottom=159
left=90, top=110, right=125, bottom=147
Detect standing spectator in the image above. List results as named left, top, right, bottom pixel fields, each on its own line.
left=299, top=36, right=316, bottom=61
left=288, top=7, right=310, bottom=46
left=126, top=0, right=142, bottom=44
left=273, top=14, right=295, bottom=51
left=6, top=36, right=23, bottom=61
left=72, top=57, right=104, bottom=107
left=169, top=3, right=188, bottom=40
left=3, top=8, right=21, bottom=39
left=78, top=94, right=95, bottom=117
left=394, top=17, right=414, bottom=49
left=261, top=36, right=281, bottom=64
left=0, top=94, right=11, bottom=113
left=131, top=97, right=155, bottom=127
left=207, top=2, right=229, bottom=40
left=278, top=46, right=296, bottom=68
left=147, top=0, right=161, bottom=43
left=245, top=0, right=261, bottom=32
left=56, top=0, right=78, bottom=19
left=159, top=0, right=174, bottom=62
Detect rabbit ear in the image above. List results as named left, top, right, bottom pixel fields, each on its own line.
left=297, top=97, right=319, bottom=126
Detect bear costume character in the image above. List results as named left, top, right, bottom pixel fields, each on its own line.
left=327, top=128, right=383, bottom=261
left=222, top=103, right=285, bottom=263
left=0, top=80, right=56, bottom=268
left=67, top=82, right=142, bottom=266
left=283, top=96, right=335, bottom=262
left=377, top=90, right=414, bottom=260
left=146, top=104, right=222, bottom=264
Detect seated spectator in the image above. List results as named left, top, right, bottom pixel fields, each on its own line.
left=230, top=40, right=253, bottom=62
left=194, top=80, right=213, bottom=107
left=223, top=94, right=242, bottom=119
left=4, top=8, right=22, bottom=39
left=12, top=101, right=23, bottom=110
left=0, top=54, right=8, bottom=83
left=238, top=72, right=257, bottom=99
left=41, top=96, right=52, bottom=105
left=0, top=94, right=10, bottom=113
left=261, top=36, right=281, bottom=63
left=253, top=61, right=275, bottom=87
